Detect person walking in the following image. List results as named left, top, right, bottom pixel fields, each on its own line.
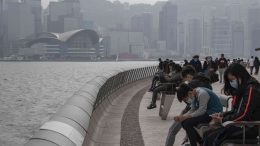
left=254, top=57, right=260, bottom=75
left=249, top=56, right=254, bottom=75
left=218, top=54, right=228, bottom=83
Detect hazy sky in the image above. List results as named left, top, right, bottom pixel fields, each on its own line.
left=42, top=0, right=167, bottom=8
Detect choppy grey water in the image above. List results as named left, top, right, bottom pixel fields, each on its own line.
left=0, top=61, right=156, bottom=146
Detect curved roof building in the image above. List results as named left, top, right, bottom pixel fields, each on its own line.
left=24, top=29, right=102, bottom=59
left=27, top=29, right=99, bottom=47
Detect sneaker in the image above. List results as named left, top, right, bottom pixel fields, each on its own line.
left=147, top=104, right=156, bottom=109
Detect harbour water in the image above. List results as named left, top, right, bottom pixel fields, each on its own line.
left=0, top=61, right=156, bottom=146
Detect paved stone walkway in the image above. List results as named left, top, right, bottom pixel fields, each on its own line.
left=85, top=79, right=228, bottom=146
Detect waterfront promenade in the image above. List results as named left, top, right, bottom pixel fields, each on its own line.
left=83, top=79, right=225, bottom=146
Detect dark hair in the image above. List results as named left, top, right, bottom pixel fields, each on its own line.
left=173, top=64, right=182, bottom=73
left=193, top=55, right=199, bottom=59
left=223, top=63, right=251, bottom=96
left=162, top=61, right=169, bottom=73
left=181, top=65, right=196, bottom=78
left=177, top=83, right=193, bottom=102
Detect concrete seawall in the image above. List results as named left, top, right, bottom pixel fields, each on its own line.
left=25, top=66, right=157, bottom=146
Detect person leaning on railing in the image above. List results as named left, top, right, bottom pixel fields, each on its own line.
left=203, top=63, right=260, bottom=146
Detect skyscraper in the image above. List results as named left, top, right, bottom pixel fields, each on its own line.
left=211, top=17, right=232, bottom=57
left=248, top=6, right=260, bottom=56
left=47, top=0, right=83, bottom=33
left=159, top=2, right=178, bottom=51
left=131, top=13, right=153, bottom=40
left=178, top=22, right=185, bottom=56
left=131, top=12, right=153, bottom=48
left=187, top=19, right=202, bottom=55
left=0, top=0, right=3, bottom=57
left=26, top=0, right=42, bottom=34
left=232, top=21, right=244, bottom=57
left=7, top=1, right=35, bottom=41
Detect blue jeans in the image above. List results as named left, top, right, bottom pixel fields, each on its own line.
left=165, top=105, right=191, bottom=146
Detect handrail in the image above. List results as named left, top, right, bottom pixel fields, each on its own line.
left=25, top=65, right=157, bottom=146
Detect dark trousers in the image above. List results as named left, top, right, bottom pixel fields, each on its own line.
left=182, top=113, right=212, bottom=146
left=203, top=126, right=258, bottom=146
left=165, top=105, right=191, bottom=146
left=149, top=75, right=159, bottom=90
left=255, top=66, right=259, bottom=75
left=250, top=66, right=254, bottom=75
left=151, top=85, right=167, bottom=105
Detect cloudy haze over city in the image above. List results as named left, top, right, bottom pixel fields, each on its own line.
left=2, top=0, right=260, bottom=146
left=42, top=0, right=167, bottom=8
left=1, top=0, right=260, bottom=60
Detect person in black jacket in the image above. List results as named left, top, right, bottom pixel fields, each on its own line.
left=254, top=57, right=260, bottom=75
left=190, top=55, right=203, bottom=73
left=147, top=63, right=183, bottom=109
left=203, top=63, right=260, bottom=146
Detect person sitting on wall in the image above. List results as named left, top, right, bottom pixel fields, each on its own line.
left=147, top=63, right=182, bottom=109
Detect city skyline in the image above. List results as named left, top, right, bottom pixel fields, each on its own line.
left=42, top=0, right=167, bottom=8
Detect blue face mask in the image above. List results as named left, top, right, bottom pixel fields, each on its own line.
left=230, top=79, right=238, bottom=89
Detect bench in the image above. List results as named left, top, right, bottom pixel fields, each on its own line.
left=195, top=95, right=260, bottom=146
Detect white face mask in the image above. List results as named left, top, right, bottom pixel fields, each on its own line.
left=230, top=79, right=238, bottom=89
left=186, top=97, right=194, bottom=104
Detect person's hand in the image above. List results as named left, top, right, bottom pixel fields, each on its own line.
left=210, top=113, right=223, bottom=123
left=174, top=116, right=181, bottom=122
left=174, top=115, right=191, bottom=122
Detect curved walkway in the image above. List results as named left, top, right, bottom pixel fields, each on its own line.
left=84, top=80, right=226, bottom=146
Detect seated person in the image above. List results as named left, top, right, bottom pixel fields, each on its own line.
left=203, top=63, right=260, bottom=146
left=175, top=84, right=223, bottom=146
left=147, top=63, right=182, bottom=109
left=148, top=58, right=166, bottom=92
left=165, top=68, right=214, bottom=146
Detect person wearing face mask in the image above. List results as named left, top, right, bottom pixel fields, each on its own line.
left=203, top=63, right=260, bottom=146
left=165, top=66, right=213, bottom=146
left=174, top=84, right=223, bottom=146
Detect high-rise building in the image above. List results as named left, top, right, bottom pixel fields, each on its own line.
left=232, top=21, right=244, bottom=57
left=248, top=6, right=260, bottom=56
left=159, top=2, right=178, bottom=51
left=26, top=0, right=42, bottom=34
left=7, top=2, right=35, bottom=41
left=187, top=19, right=202, bottom=55
left=178, top=22, right=185, bottom=56
left=0, top=0, right=4, bottom=57
left=131, top=12, right=153, bottom=45
left=47, top=0, right=83, bottom=33
left=211, top=17, right=232, bottom=57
